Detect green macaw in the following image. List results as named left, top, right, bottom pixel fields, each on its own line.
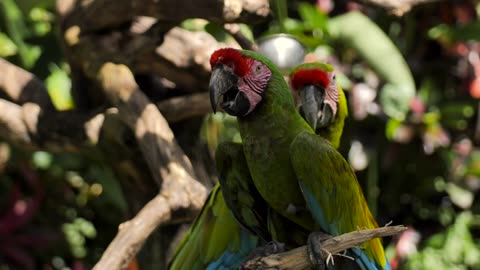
left=208, top=48, right=390, bottom=270
left=289, top=62, right=348, bottom=149
left=168, top=184, right=258, bottom=270
left=169, top=61, right=350, bottom=270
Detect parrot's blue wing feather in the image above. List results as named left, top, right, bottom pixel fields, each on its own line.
left=290, top=132, right=389, bottom=270
left=169, top=185, right=258, bottom=270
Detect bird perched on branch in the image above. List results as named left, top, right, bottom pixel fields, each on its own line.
left=208, top=48, right=389, bottom=270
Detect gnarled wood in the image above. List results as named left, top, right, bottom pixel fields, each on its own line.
left=242, top=226, right=407, bottom=270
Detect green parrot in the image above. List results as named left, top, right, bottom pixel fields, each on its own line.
left=289, top=62, right=348, bottom=149
left=169, top=61, right=351, bottom=270
left=168, top=184, right=258, bottom=270
left=208, top=48, right=390, bottom=270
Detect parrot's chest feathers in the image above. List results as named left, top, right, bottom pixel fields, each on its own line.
left=240, top=133, right=314, bottom=230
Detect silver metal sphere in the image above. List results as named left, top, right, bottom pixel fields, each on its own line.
left=257, top=34, right=306, bottom=75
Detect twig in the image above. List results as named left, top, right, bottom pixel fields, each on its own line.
left=242, top=225, right=407, bottom=270
left=224, top=23, right=258, bottom=51
left=93, top=63, right=207, bottom=270
left=358, top=0, right=440, bottom=16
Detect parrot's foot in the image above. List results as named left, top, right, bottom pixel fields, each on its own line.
left=245, top=240, right=286, bottom=260
left=307, top=231, right=333, bottom=270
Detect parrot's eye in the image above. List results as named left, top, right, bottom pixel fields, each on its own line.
left=256, top=65, right=262, bottom=73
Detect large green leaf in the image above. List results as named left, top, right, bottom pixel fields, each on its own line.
left=329, top=11, right=415, bottom=120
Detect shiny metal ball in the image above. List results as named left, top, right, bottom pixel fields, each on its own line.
left=257, top=34, right=306, bottom=75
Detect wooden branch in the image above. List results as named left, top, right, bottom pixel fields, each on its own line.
left=92, top=195, right=171, bottom=270
left=61, top=0, right=269, bottom=33
left=65, top=25, right=229, bottom=94
left=0, top=67, right=209, bottom=152
left=0, top=99, right=32, bottom=147
left=224, top=23, right=258, bottom=51
left=0, top=59, right=54, bottom=109
left=134, top=27, right=229, bottom=92
left=358, top=0, right=440, bottom=16
left=157, top=92, right=210, bottom=122
left=0, top=97, right=112, bottom=151
left=242, top=225, right=407, bottom=270
left=93, top=63, right=207, bottom=270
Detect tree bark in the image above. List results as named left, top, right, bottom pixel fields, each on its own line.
left=0, top=0, right=271, bottom=268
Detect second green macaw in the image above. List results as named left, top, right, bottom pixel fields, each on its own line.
left=169, top=62, right=349, bottom=270
left=208, top=48, right=390, bottom=270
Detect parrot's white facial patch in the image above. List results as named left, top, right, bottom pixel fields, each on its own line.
left=238, top=60, right=272, bottom=114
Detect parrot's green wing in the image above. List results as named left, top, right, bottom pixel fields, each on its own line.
left=290, top=131, right=387, bottom=269
left=216, top=142, right=271, bottom=241
left=168, top=184, right=258, bottom=270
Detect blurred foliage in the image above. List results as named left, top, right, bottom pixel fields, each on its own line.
left=406, top=212, right=480, bottom=269
left=0, top=0, right=123, bottom=269
left=2, top=0, right=480, bottom=269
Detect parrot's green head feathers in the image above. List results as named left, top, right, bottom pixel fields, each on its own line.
left=209, top=48, right=287, bottom=117
left=289, top=62, right=348, bottom=148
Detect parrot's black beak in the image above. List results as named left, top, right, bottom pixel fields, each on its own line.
left=209, top=64, right=237, bottom=113
left=299, top=85, right=334, bottom=131
left=209, top=64, right=249, bottom=116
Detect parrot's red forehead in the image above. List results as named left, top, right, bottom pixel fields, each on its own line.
left=210, top=48, right=250, bottom=77
left=290, top=69, right=330, bottom=91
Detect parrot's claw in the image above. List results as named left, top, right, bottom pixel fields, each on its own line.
left=307, top=231, right=332, bottom=270
left=245, top=240, right=286, bottom=260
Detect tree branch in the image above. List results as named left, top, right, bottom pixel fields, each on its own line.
left=224, top=23, right=258, bottom=51
left=242, top=225, right=407, bottom=270
left=0, top=59, right=54, bottom=109
left=61, top=0, right=269, bottom=33
left=0, top=58, right=210, bottom=152
left=358, top=0, right=440, bottom=16
left=92, top=63, right=207, bottom=270
left=64, top=26, right=230, bottom=94
left=157, top=92, right=210, bottom=122
left=0, top=99, right=32, bottom=147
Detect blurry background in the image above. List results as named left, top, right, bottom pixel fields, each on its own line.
left=0, top=0, right=479, bottom=269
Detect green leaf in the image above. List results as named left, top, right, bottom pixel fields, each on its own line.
left=329, top=12, right=415, bottom=120
left=29, top=7, right=54, bottom=36
left=180, top=19, right=208, bottom=31
left=0, top=0, right=42, bottom=68
left=205, top=22, right=228, bottom=42
left=270, top=0, right=288, bottom=32
left=0, top=32, right=17, bottom=57
left=238, top=24, right=254, bottom=41
left=32, top=151, right=53, bottom=169
left=45, top=63, right=74, bottom=110
left=298, top=3, right=328, bottom=32
left=446, top=183, right=474, bottom=209
left=385, top=118, right=402, bottom=140
left=380, top=84, right=413, bottom=121
left=429, top=22, right=480, bottom=43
